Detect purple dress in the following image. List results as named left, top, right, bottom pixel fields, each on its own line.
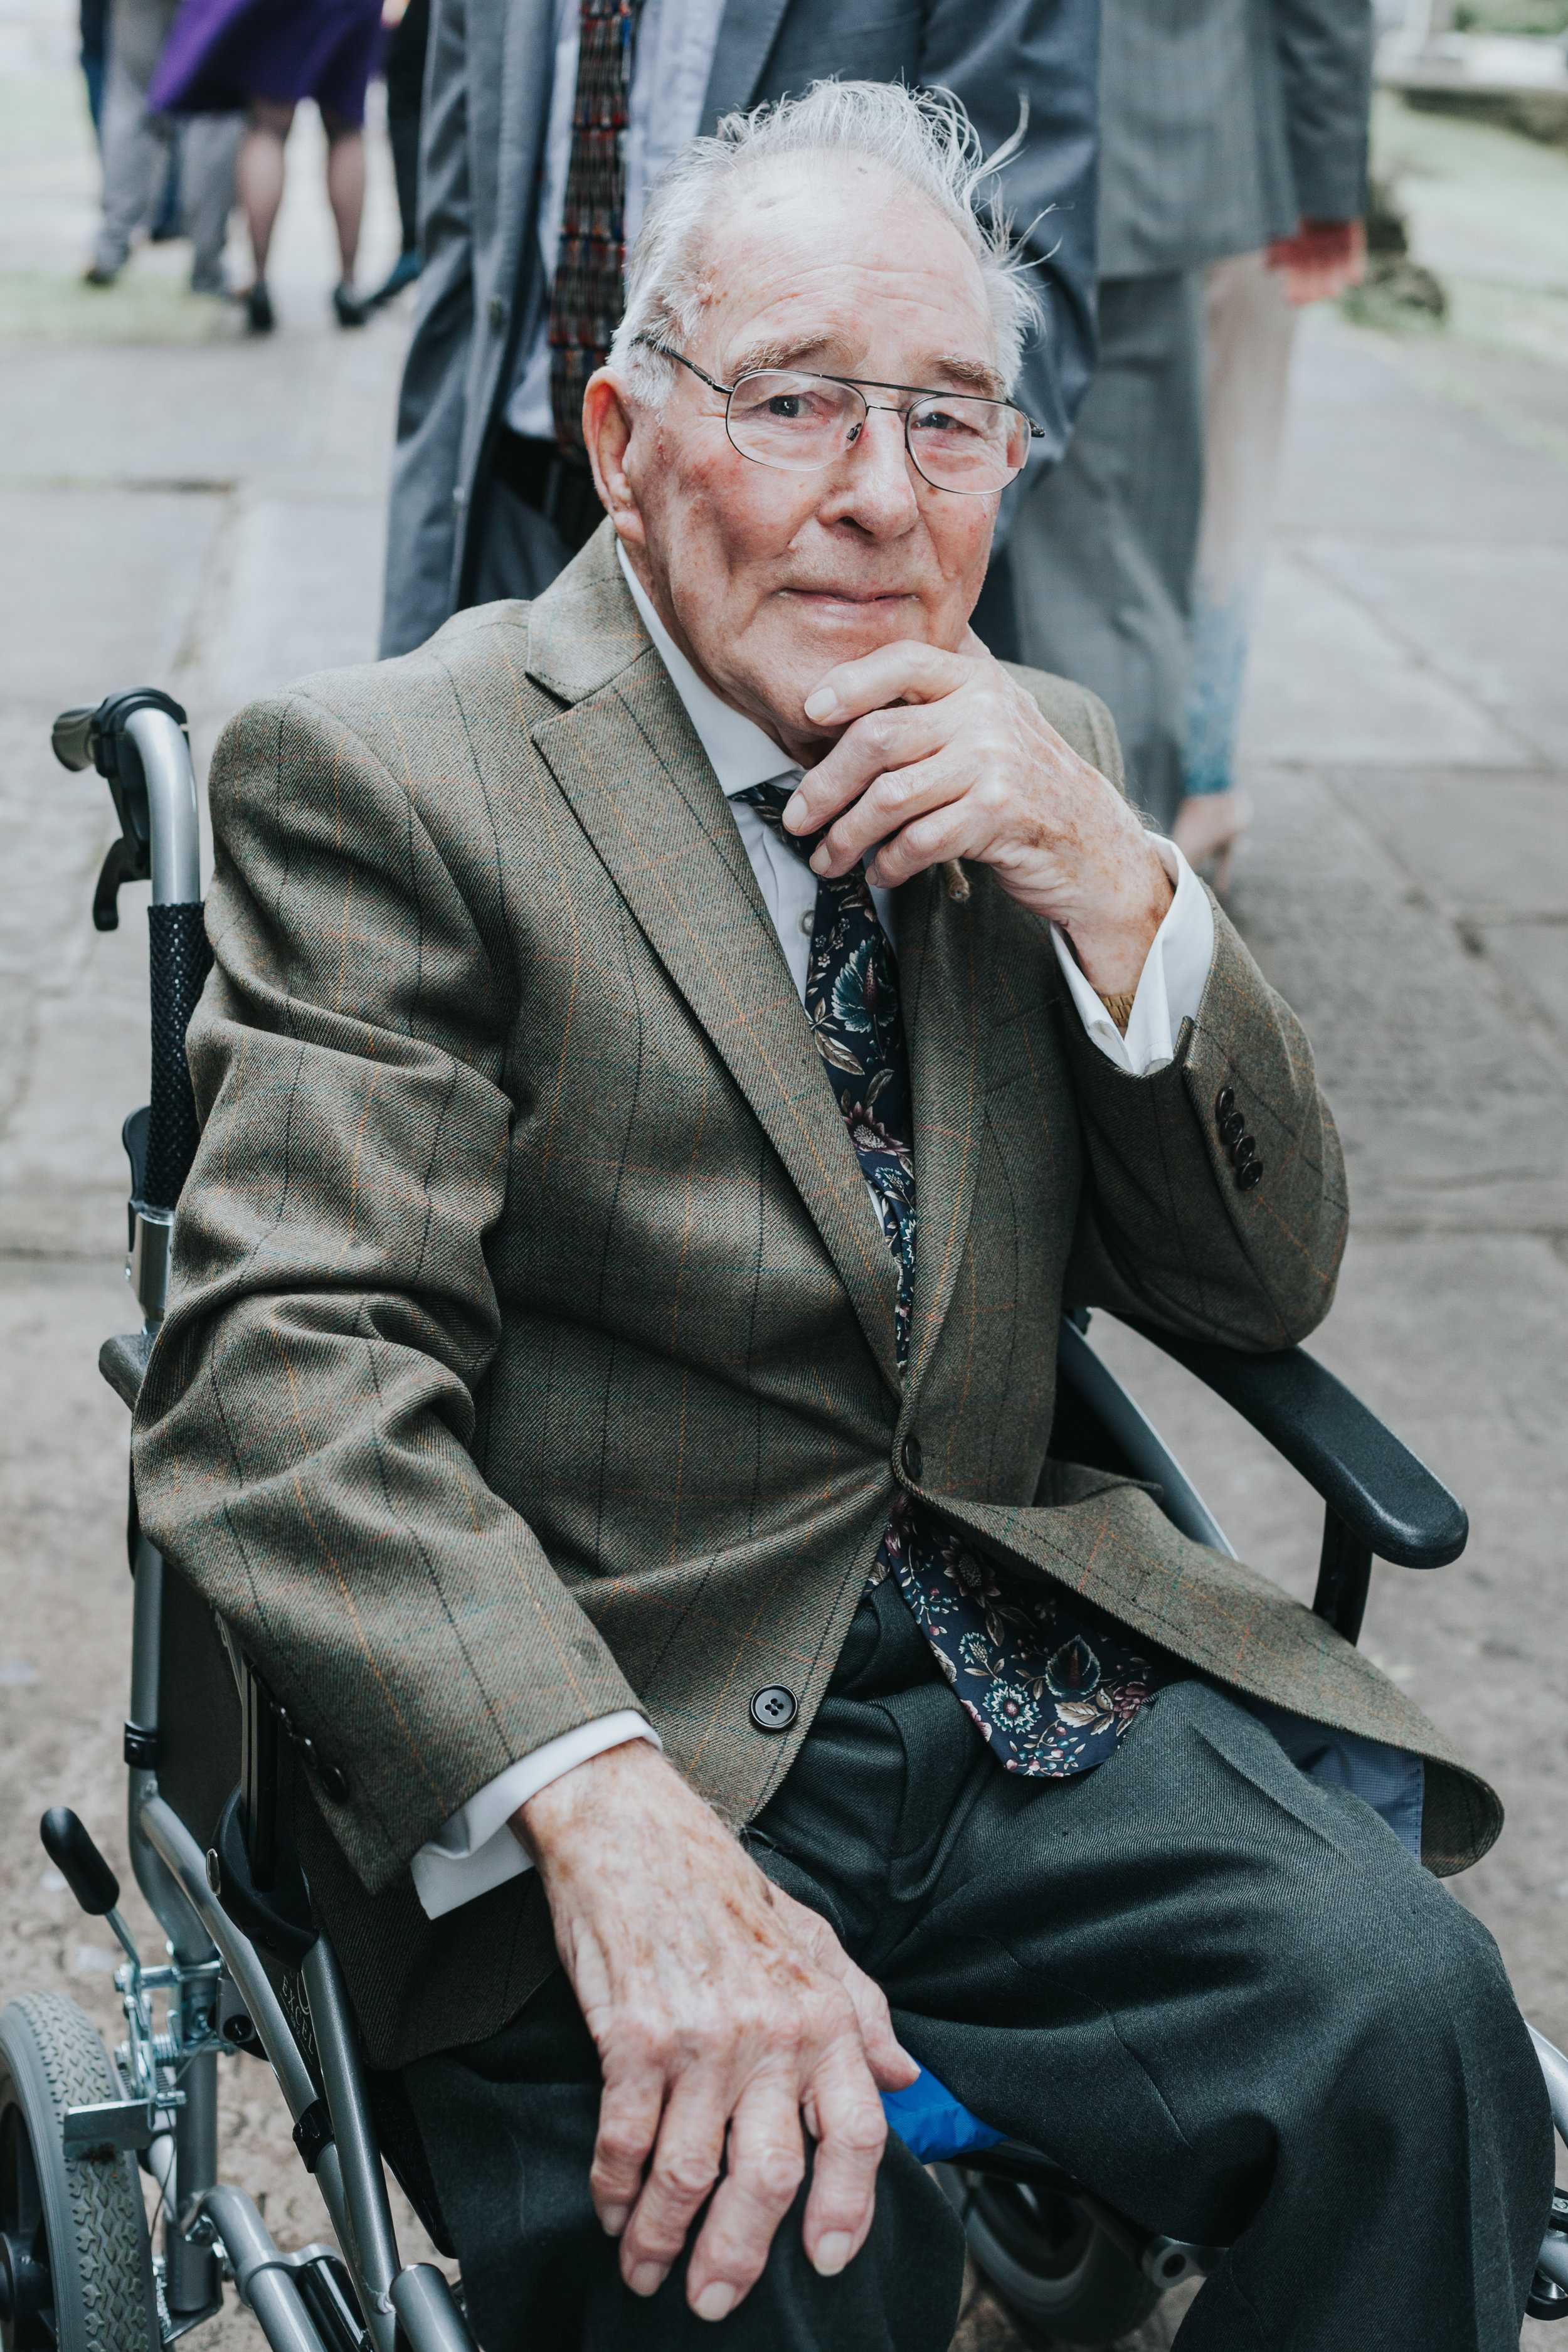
left=149, top=0, right=385, bottom=128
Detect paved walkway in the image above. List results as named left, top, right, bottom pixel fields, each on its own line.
left=1, top=7, right=1565, bottom=2341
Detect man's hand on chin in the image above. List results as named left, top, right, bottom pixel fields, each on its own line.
left=784, top=638, right=1173, bottom=999
left=512, top=1741, right=917, bottom=2321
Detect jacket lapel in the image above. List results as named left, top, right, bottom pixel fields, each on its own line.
left=524, top=537, right=903, bottom=1393
left=899, top=865, right=993, bottom=1401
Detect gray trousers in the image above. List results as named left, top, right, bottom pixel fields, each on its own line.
left=1009, top=270, right=1205, bottom=832
left=400, top=1582, right=1550, bottom=2351
left=92, top=0, right=238, bottom=288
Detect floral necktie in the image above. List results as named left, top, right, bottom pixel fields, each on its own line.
left=738, top=783, right=1167, bottom=1776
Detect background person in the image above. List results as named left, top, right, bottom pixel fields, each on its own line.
left=147, top=0, right=385, bottom=331
left=135, top=82, right=1550, bottom=2352
left=376, top=0, right=1103, bottom=660
left=1179, top=220, right=1365, bottom=886
left=1003, top=0, right=1374, bottom=846
left=83, top=0, right=240, bottom=295
left=368, top=0, right=430, bottom=309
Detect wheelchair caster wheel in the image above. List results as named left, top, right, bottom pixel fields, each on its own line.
left=937, top=2164, right=1160, bottom=2345
left=0, top=1991, right=158, bottom=2349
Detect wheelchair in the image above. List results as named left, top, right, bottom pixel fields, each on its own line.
left=4, top=683, right=1567, bottom=2352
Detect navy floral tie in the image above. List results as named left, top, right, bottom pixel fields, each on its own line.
left=739, top=783, right=1166, bottom=1776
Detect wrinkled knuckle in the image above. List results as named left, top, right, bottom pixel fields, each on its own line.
left=595, top=2124, right=650, bottom=2169
left=751, top=2144, right=806, bottom=2203
left=660, top=2149, right=721, bottom=2201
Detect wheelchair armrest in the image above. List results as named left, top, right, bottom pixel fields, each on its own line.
left=1112, top=1317, right=1467, bottom=1572
left=99, top=1328, right=152, bottom=1412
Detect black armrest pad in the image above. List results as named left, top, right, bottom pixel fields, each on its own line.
left=100, top=1328, right=151, bottom=1412
left=1113, top=1318, right=1467, bottom=1570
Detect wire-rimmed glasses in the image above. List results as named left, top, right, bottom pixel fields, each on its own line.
left=635, top=337, right=1044, bottom=497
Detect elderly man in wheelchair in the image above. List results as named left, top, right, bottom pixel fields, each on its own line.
left=7, top=77, right=1567, bottom=2352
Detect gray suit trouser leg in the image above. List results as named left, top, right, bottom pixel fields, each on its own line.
left=403, top=1582, right=1550, bottom=2350
left=1009, top=270, right=1205, bottom=832
left=92, top=0, right=236, bottom=287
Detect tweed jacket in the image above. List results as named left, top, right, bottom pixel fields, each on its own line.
left=133, top=527, right=1497, bottom=2071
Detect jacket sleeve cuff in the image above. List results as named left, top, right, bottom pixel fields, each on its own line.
left=410, top=1710, right=660, bottom=1920
left=1049, top=839, right=1216, bottom=1076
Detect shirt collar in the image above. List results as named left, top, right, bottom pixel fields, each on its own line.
left=617, top=541, right=800, bottom=797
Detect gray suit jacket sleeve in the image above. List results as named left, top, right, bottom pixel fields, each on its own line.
left=379, top=0, right=476, bottom=660
left=1272, top=0, right=1373, bottom=223
left=917, top=0, right=1100, bottom=475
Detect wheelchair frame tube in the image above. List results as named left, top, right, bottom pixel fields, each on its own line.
left=124, top=707, right=201, bottom=909
left=302, top=1938, right=401, bottom=2352
left=199, top=2186, right=332, bottom=2352
left=1056, top=1317, right=1234, bottom=1556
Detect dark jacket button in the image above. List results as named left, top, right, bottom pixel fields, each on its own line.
left=901, top=1434, right=923, bottom=1481
left=1219, top=1110, right=1245, bottom=1148
left=750, top=1687, right=797, bottom=1733
left=319, top=1764, right=350, bottom=1803
left=1232, top=1133, right=1257, bottom=1168
left=1215, top=1086, right=1236, bottom=1121
left=1237, top=1158, right=1264, bottom=1192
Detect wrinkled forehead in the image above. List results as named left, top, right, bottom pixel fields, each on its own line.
left=686, top=156, right=1003, bottom=396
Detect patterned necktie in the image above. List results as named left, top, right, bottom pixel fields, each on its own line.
left=548, top=0, right=638, bottom=454
left=738, top=783, right=1166, bottom=1776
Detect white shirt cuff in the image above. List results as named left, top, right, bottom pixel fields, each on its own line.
left=1050, top=839, right=1215, bottom=1077
left=410, top=1710, right=660, bottom=1922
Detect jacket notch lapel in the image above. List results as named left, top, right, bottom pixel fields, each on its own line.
left=528, top=641, right=902, bottom=1394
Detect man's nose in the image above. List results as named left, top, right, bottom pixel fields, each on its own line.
left=824, top=405, right=921, bottom=536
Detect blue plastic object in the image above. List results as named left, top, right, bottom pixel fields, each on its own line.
left=880, top=2065, right=1004, bottom=2163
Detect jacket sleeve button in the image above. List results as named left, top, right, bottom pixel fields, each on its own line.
left=1219, top=1110, right=1245, bottom=1148
left=1214, top=1086, right=1236, bottom=1122
left=750, top=1687, right=797, bottom=1732
left=1237, top=1158, right=1264, bottom=1192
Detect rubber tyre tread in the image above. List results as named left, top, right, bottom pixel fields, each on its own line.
left=953, top=2174, right=1161, bottom=2345
left=0, top=1989, right=157, bottom=2351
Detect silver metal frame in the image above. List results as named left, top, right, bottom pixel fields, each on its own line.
left=63, top=709, right=477, bottom=2352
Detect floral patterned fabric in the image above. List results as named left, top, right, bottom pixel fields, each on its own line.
left=737, top=783, right=1168, bottom=1775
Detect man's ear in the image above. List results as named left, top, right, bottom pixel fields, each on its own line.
left=583, top=371, right=646, bottom=551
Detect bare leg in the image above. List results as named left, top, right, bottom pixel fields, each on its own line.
left=237, top=98, right=292, bottom=282
left=321, top=109, right=364, bottom=287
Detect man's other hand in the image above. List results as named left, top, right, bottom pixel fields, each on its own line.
left=787, top=639, right=1172, bottom=998
left=514, top=1741, right=917, bottom=2321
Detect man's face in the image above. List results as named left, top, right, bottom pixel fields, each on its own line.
left=595, top=161, right=1006, bottom=757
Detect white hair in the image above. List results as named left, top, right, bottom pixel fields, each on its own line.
left=608, top=80, right=1045, bottom=406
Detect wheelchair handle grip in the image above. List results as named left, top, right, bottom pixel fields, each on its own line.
left=40, top=1806, right=120, bottom=1917
left=50, top=707, right=97, bottom=772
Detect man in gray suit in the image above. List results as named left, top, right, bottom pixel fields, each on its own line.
left=1005, top=0, right=1374, bottom=830
left=378, top=0, right=1101, bottom=660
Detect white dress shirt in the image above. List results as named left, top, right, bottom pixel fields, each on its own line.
left=410, top=541, right=1217, bottom=1920
left=506, top=0, right=730, bottom=440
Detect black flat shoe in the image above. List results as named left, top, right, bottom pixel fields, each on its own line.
left=368, top=250, right=421, bottom=307
left=245, top=281, right=274, bottom=334
left=332, top=282, right=368, bottom=328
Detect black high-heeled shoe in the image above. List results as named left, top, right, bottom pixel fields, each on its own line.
left=332, top=282, right=368, bottom=328
left=245, top=280, right=274, bottom=334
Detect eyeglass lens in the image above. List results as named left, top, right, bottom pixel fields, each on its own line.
left=724, top=372, right=1030, bottom=495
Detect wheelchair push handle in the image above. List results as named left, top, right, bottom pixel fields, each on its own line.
left=40, top=1806, right=120, bottom=1915
left=53, top=689, right=211, bottom=1311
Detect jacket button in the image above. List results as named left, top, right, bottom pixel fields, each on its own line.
left=1214, top=1086, right=1236, bottom=1123
left=901, top=1434, right=923, bottom=1481
left=1232, top=1133, right=1257, bottom=1169
left=750, top=1687, right=797, bottom=1733
left=1218, top=1110, right=1245, bottom=1149
left=319, top=1764, right=350, bottom=1803
left=1237, top=1158, right=1264, bottom=1193
left=488, top=295, right=507, bottom=330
